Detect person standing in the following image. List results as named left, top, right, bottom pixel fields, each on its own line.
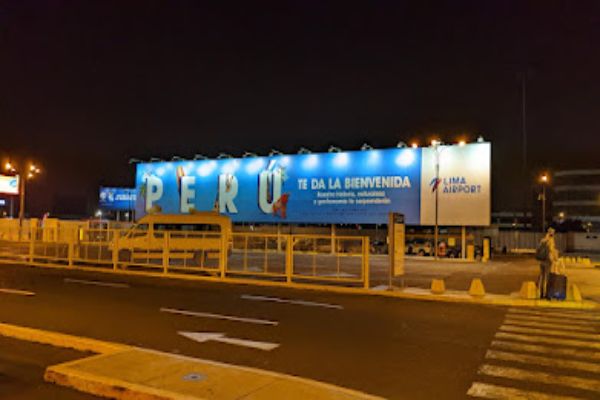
left=536, top=227, right=558, bottom=298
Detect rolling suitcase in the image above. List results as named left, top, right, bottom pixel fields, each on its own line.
left=546, top=272, right=567, bottom=300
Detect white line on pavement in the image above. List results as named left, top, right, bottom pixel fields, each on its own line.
left=467, top=382, right=583, bottom=400
left=64, top=278, right=130, bottom=288
left=500, top=324, right=600, bottom=341
left=495, top=331, right=600, bottom=350
left=161, top=307, right=278, bottom=326
left=486, top=349, right=600, bottom=374
left=508, top=308, right=600, bottom=322
left=478, top=364, right=600, bottom=393
left=503, top=314, right=600, bottom=327
left=491, top=340, right=600, bottom=361
left=241, top=294, right=343, bottom=309
left=503, top=318, right=598, bottom=332
left=0, top=288, right=35, bottom=296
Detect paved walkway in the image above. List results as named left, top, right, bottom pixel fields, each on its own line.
left=1, top=323, right=381, bottom=400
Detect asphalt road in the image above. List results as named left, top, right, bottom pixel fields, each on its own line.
left=0, top=263, right=598, bottom=399
left=0, top=336, right=99, bottom=399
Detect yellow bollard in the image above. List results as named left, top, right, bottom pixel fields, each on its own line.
left=469, top=278, right=486, bottom=297
left=467, top=245, right=475, bottom=261
left=567, top=284, right=583, bottom=302
left=519, top=281, right=538, bottom=299
left=431, top=279, right=445, bottom=294
left=482, top=238, right=490, bottom=262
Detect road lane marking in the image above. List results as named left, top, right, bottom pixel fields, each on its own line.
left=496, top=331, right=600, bottom=350
left=467, top=382, right=583, bottom=400
left=64, top=278, right=129, bottom=289
left=500, top=324, right=600, bottom=341
left=0, top=288, right=35, bottom=296
left=508, top=309, right=600, bottom=322
left=503, top=318, right=597, bottom=332
left=486, top=349, right=600, bottom=374
left=241, top=294, right=343, bottom=309
left=178, top=331, right=279, bottom=351
left=160, top=307, right=278, bottom=326
left=491, top=340, right=600, bottom=361
left=504, top=314, right=599, bottom=327
left=478, top=364, right=600, bottom=393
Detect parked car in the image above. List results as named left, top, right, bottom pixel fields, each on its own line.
left=406, top=239, right=433, bottom=256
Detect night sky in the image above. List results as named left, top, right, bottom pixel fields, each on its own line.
left=1, top=1, right=599, bottom=216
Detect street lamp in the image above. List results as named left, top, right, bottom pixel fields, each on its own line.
left=539, top=174, right=549, bottom=232
left=4, top=160, right=42, bottom=234
left=430, top=139, right=443, bottom=259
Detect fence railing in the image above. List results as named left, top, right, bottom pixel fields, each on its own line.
left=0, top=226, right=370, bottom=288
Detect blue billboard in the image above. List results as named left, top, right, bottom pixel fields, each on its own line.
left=134, top=143, right=492, bottom=225
left=135, top=148, right=422, bottom=224
left=99, top=187, right=136, bottom=211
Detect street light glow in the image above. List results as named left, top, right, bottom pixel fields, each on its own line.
left=540, top=174, right=548, bottom=183
left=458, top=140, right=466, bottom=146
left=411, top=142, right=418, bottom=149
left=5, top=162, right=11, bottom=171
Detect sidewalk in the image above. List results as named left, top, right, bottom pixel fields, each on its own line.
left=0, top=323, right=381, bottom=400
left=566, top=265, right=600, bottom=303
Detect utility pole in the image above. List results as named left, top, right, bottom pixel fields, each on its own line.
left=521, top=72, right=528, bottom=224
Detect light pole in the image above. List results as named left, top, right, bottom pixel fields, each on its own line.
left=539, top=174, right=549, bottom=233
left=4, top=161, right=41, bottom=235
left=431, top=140, right=442, bottom=259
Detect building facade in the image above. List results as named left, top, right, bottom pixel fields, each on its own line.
left=553, top=169, right=600, bottom=229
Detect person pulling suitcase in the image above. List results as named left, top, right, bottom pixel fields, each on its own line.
left=535, top=228, right=558, bottom=299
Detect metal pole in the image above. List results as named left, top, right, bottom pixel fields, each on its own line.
left=522, top=72, right=528, bottom=220
left=542, top=184, right=546, bottom=233
left=18, top=176, right=25, bottom=240
left=434, top=148, right=439, bottom=259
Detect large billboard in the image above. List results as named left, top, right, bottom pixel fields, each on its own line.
left=99, top=187, right=136, bottom=211
left=135, top=143, right=491, bottom=225
left=0, top=175, right=19, bottom=195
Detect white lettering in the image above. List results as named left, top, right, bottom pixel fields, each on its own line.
left=180, top=176, right=195, bottom=213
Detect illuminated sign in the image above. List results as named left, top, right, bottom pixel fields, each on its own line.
left=0, top=175, right=19, bottom=195
left=135, top=143, right=491, bottom=225
left=99, top=187, right=136, bottom=211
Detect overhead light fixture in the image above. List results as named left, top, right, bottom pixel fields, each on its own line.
left=361, top=143, right=374, bottom=151
left=217, top=153, right=232, bottom=159
left=171, top=156, right=185, bottom=161
left=477, top=135, right=484, bottom=143
left=396, top=141, right=407, bottom=148
left=328, top=146, right=342, bottom=153
left=269, top=149, right=283, bottom=156
left=149, top=157, right=164, bottom=162
left=297, top=147, right=312, bottom=154
left=193, top=154, right=208, bottom=160
left=242, top=152, right=258, bottom=158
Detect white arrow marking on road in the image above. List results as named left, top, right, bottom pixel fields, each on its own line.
left=64, top=278, right=129, bottom=288
left=0, top=288, right=35, bottom=296
left=241, top=294, right=343, bottom=310
left=161, top=307, right=278, bottom=326
left=178, top=331, right=280, bottom=351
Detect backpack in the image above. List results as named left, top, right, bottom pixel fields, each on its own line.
left=535, top=242, right=549, bottom=261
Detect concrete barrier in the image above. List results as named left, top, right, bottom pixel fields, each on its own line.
left=519, top=281, right=538, bottom=300
left=469, top=278, right=485, bottom=297
left=430, top=279, right=445, bottom=294
left=567, top=284, right=583, bottom=302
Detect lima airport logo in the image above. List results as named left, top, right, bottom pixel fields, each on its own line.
left=430, top=176, right=481, bottom=194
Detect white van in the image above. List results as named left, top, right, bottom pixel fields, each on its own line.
left=116, top=212, right=232, bottom=267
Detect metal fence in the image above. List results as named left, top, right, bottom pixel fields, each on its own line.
left=0, top=224, right=370, bottom=288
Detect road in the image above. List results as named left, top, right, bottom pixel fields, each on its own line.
left=0, top=336, right=99, bottom=399
left=0, top=263, right=599, bottom=399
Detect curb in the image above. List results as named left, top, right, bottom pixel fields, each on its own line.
left=0, top=322, right=382, bottom=400
left=3, top=259, right=599, bottom=309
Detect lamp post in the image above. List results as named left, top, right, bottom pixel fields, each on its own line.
left=540, top=174, right=549, bottom=233
left=4, top=161, right=41, bottom=235
left=431, top=140, right=442, bottom=259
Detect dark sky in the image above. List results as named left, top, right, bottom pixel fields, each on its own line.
left=1, top=1, right=599, bottom=216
